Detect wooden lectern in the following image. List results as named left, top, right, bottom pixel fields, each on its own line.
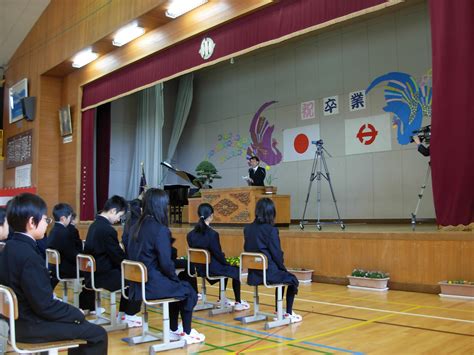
left=188, top=186, right=290, bottom=225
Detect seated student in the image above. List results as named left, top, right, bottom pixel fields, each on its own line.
left=83, top=195, right=141, bottom=326
left=0, top=207, right=9, bottom=243
left=67, top=212, right=84, bottom=250
left=0, top=193, right=107, bottom=354
left=187, top=203, right=249, bottom=311
left=127, top=188, right=205, bottom=345
left=243, top=198, right=302, bottom=323
left=121, top=199, right=142, bottom=256
left=47, top=203, right=83, bottom=288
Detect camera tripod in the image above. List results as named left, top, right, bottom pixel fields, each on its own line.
left=299, top=140, right=345, bottom=231
left=411, top=162, right=431, bottom=231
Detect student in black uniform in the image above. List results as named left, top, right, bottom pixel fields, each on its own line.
left=187, top=203, right=249, bottom=311
left=127, top=188, right=205, bottom=345
left=83, top=195, right=141, bottom=327
left=67, top=212, right=83, bottom=249
left=121, top=199, right=142, bottom=256
left=47, top=203, right=83, bottom=288
left=0, top=207, right=8, bottom=243
left=243, top=198, right=302, bottom=323
left=0, top=193, right=107, bottom=354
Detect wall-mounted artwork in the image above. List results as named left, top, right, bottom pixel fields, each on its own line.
left=207, top=133, right=251, bottom=163
left=246, top=101, right=282, bottom=166
left=366, top=71, right=432, bottom=145
left=9, top=78, right=28, bottom=124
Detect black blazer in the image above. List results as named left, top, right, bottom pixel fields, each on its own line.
left=417, top=144, right=430, bottom=157
left=0, top=233, right=84, bottom=326
left=47, top=223, right=83, bottom=278
left=187, top=227, right=229, bottom=275
left=127, top=216, right=191, bottom=301
left=249, top=166, right=266, bottom=186
left=84, top=215, right=125, bottom=274
left=243, top=222, right=298, bottom=288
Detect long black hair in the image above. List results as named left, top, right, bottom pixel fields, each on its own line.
left=194, top=203, right=213, bottom=234
left=132, top=188, right=169, bottom=241
left=124, top=199, right=142, bottom=235
left=255, top=198, right=276, bottom=225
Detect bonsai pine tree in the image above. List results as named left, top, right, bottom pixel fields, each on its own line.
left=195, top=160, right=221, bottom=188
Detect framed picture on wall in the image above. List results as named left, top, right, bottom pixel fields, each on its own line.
left=9, top=78, right=28, bottom=124
left=59, top=105, right=72, bottom=136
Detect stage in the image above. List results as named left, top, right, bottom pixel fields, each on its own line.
left=169, top=221, right=473, bottom=294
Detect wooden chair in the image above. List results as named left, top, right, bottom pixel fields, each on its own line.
left=187, top=248, right=233, bottom=315
left=45, top=248, right=82, bottom=307
left=0, top=284, right=86, bottom=354
left=236, top=252, right=290, bottom=329
left=121, top=260, right=185, bottom=353
left=76, top=253, right=126, bottom=332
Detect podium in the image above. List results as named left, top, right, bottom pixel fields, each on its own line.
left=188, top=187, right=290, bottom=225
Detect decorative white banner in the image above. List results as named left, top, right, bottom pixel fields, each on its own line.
left=283, top=124, right=320, bottom=162
left=345, top=114, right=392, bottom=155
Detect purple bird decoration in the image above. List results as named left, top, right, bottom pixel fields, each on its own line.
left=246, top=101, right=282, bottom=166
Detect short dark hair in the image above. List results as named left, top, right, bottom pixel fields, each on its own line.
left=6, top=193, right=47, bottom=233
left=0, top=207, right=6, bottom=225
left=255, top=198, right=275, bottom=225
left=52, top=203, right=73, bottom=221
left=249, top=156, right=260, bottom=162
left=103, top=195, right=128, bottom=213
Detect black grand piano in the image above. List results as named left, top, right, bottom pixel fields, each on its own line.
left=161, top=162, right=202, bottom=224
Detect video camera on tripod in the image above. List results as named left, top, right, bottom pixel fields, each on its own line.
left=311, top=139, right=324, bottom=146
left=410, top=125, right=431, bottom=143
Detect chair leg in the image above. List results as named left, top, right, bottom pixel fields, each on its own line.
left=73, top=280, right=80, bottom=307
left=102, top=292, right=127, bottom=332
left=194, top=277, right=213, bottom=311
left=0, top=319, right=8, bottom=354
left=236, top=286, right=266, bottom=324
left=149, top=302, right=185, bottom=353
left=47, top=349, right=59, bottom=355
left=264, top=286, right=290, bottom=329
left=123, top=304, right=161, bottom=345
left=210, top=278, right=233, bottom=316
left=62, top=281, right=68, bottom=303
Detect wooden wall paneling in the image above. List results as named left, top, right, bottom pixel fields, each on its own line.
left=37, top=75, right=62, bottom=210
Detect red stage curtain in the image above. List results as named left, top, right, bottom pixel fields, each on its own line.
left=80, top=109, right=96, bottom=220
left=95, top=103, right=111, bottom=211
left=82, top=0, right=385, bottom=109
left=429, top=0, right=474, bottom=227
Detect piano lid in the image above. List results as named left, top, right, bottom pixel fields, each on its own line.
left=161, top=161, right=203, bottom=189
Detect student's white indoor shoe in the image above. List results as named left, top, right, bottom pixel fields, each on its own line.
left=90, top=307, right=106, bottom=315
left=169, top=324, right=183, bottom=341
left=123, top=314, right=143, bottom=328
left=180, top=329, right=205, bottom=345
left=233, top=300, right=250, bottom=311
left=285, top=312, right=303, bottom=323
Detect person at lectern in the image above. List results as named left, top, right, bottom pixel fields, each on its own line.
left=245, top=156, right=266, bottom=186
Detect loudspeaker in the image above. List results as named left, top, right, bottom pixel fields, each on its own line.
left=21, top=96, right=36, bottom=121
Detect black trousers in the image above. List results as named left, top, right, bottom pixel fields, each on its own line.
left=16, top=319, right=107, bottom=355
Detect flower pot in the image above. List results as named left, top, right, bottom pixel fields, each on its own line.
left=288, top=268, right=314, bottom=284
left=264, top=186, right=277, bottom=194
left=347, top=276, right=390, bottom=291
left=438, top=281, right=474, bottom=299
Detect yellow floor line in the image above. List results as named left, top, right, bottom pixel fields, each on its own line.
left=205, top=285, right=474, bottom=324
left=237, top=306, right=422, bottom=354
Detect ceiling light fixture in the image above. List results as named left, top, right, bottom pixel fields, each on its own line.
left=72, top=48, right=98, bottom=68
left=165, top=0, right=208, bottom=19
left=112, top=22, right=145, bottom=47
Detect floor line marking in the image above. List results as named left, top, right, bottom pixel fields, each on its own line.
left=238, top=306, right=421, bottom=353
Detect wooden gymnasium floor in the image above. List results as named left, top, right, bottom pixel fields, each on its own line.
left=67, top=281, right=473, bottom=354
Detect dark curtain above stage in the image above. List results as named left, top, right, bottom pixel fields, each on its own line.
left=80, top=109, right=96, bottom=220
left=96, top=103, right=111, bottom=211
left=429, top=0, right=474, bottom=227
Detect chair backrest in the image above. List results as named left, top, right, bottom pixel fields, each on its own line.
left=46, top=248, right=61, bottom=266
left=239, top=252, right=269, bottom=286
left=0, top=285, right=18, bottom=320
left=121, top=260, right=148, bottom=304
left=76, top=254, right=97, bottom=290
left=188, top=248, right=210, bottom=265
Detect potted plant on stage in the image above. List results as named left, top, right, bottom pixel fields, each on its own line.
left=194, top=160, right=221, bottom=189
left=438, top=280, right=474, bottom=299
left=347, top=269, right=390, bottom=291
left=264, top=165, right=277, bottom=194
